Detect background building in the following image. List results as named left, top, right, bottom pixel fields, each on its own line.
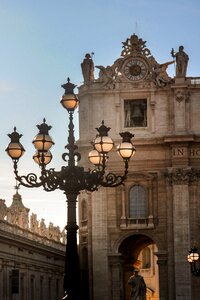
left=77, top=34, right=200, bottom=300
left=0, top=189, right=65, bottom=300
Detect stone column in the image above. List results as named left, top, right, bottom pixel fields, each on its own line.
left=120, top=186, right=126, bottom=228
left=92, top=189, right=109, bottom=300
left=154, top=250, right=168, bottom=300
left=2, top=259, right=9, bottom=300
left=108, top=254, right=123, bottom=300
left=166, top=168, right=196, bottom=300
left=0, top=263, right=3, bottom=300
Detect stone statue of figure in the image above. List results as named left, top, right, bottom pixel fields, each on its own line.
left=30, top=213, right=39, bottom=232
left=171, top=45, right=189, bottom=77
left=0, top=199, right=7, bottom=220
left=81, top=53, right=94, bottom=84
left=39, top=218, right=47, bottom=236
left=128, top=269, right=146, bottom=300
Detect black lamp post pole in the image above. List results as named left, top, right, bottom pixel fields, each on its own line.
left=64, top=193, right=80, bottom=299
left=64, top=111, right=81, bottom=300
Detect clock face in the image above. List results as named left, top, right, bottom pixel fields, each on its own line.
left=123, top=58, right=148, bottom=81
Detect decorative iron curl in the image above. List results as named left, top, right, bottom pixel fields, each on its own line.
left=16, top=173, right=43, bottom=188
left=62, top=152, right=81, bottom=163
left=41, top=168, right=60, bottom=192
left=101, top=172, right=126, bottom=187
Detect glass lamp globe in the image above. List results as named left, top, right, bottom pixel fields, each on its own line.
left=33, top=134, right=54, bottom=152
left=117, top=131, right=136, bottom=160
left=88, top=149, right=104, bottom=166
left=32, top=119, right=54, bottom=152
left=33, top=150, right=52, bottom=166
left=6, top=142, right=25, bottom=160
left=188, top=248, right=199, bottom=263
left=187, top=254, right=193, bottom=263
left=117, top=142, right=136, bottom=159
left=94, top=136, right=114, bottom=153
left=60, top=93, right=79, bottom=112
left=60, top=78, right=79, bottom=112
left=6, top=127, right=25, bottom=160
left=191, top=252, right=199, bottom=262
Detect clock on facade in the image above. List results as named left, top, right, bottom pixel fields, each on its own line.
left=122, top=58, right=148, bottom=81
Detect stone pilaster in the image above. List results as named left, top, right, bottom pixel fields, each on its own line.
left=92, top=189, right=109, bottom=300
left=173, top=87, right=190, bottom=133
left=108, top=254, right=123, bottom=300
left=0, top=263, right=3, bottom=300
left=165, top=168, right=200, bottom=299
left=154, top=250, right=168, bottom=300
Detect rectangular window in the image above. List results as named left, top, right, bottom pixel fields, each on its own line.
left=124, top=99, right=147, bottom=128
left=11, top=269, right=19, bottom=294
left=30, top=275, right=34, bottom=300
left=40, top=276, right=44, bottom=300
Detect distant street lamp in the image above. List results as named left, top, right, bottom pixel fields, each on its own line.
left=187, top=247, right=200, bottom=277
left=6, top=78, right=136, bottom=300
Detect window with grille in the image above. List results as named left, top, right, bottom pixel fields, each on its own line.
left=129, top=185, right=148, bottom=218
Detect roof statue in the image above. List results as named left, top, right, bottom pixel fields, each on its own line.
left=121, top=34, right=151, bottom=57
left=171, top=45, right=189, bottom=77
left=0, top=199, right=7, bottom=220
left=81, top=33, right=179, bottom=89
left=81, top=53, right=94, bottom=84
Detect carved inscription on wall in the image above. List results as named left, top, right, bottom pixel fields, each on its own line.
left=172, top=147, right=200, bottom=158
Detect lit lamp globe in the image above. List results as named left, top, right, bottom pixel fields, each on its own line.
left=6, top=127, right=25, bottom=160
left=32, top=119, right=54, bottom=152
left=60, top=93, right=79, bottom=112
left=88, top=149, right=104, bottom=166
left=33, top=150, right=52, bottom=166
left=187, top=254, right=193, bottom=263
left=117, top=132, right=136, bottom=160
left=60, top=78, right=79, bottom=112
left=189, top=252, right=199, bottom=262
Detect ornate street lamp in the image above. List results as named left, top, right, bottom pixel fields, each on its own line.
left=6, top=78, right=136, bottom=300
left=187, top=247, right=200, bottom=277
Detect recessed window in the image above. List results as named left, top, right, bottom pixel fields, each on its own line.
left=124, top=99, right=147, bottom=128
left=129, top=185, right=148, bottom=218
left=142, top=247, right=151, bottom=269
left=81, top=199, right=88, bottom=221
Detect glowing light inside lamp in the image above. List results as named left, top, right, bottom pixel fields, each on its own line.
left=33, top=134, right=54, bottom=151
left=88, top=149, right=105, bottom=165
left=94, top=136, right=114, bottom=153
left=33, top=150, right=52, bottom=165
left=6, top=142, right=25, bottom=159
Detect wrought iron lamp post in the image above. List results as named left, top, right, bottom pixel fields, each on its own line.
left=187, top=247, right=200, bottom=277
left=6, top=78, right=136, bottom=300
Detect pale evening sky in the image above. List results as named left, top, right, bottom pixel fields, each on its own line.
left=0, top=0, right=200, bottom=229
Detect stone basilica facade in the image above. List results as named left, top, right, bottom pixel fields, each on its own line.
left=77, top=34, right=200, bottom=300
left=0, top=189, right=65, bottom=300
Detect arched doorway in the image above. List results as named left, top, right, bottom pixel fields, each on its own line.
left=119, top=234, right=159, bottom=300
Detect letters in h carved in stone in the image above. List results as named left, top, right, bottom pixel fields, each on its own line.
left=172, top=147, right=200, bottom=158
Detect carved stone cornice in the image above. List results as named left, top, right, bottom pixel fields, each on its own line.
left=165, top=168, right=200, bottom=185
